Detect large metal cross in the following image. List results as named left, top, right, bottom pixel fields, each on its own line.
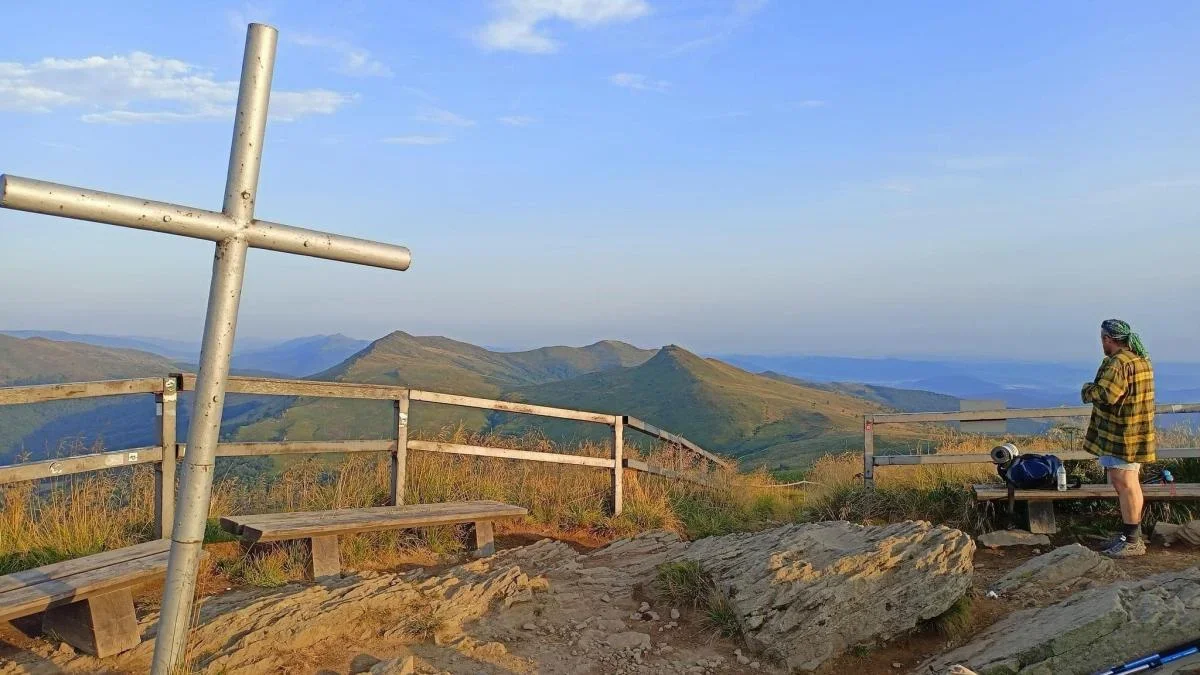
left=0, top=24, right=411, bottom=673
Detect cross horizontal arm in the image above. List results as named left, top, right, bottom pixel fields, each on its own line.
left=1, top=174, right=411, bottom=271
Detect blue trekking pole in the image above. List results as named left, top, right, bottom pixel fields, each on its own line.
left=1093, top=637, right=1200, bottom=675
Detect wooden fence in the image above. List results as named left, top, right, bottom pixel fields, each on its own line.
left=862, top=402, right=1200, bottom=486
left=0, top=374, right=732, bottom=537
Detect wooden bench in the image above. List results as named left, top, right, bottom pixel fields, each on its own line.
left=0, top=539, right=194, bottom=657
left=973, top=483, right=1200, bottom=534
left=219, top=500, right=529, bottom=580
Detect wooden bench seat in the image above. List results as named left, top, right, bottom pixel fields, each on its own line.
left=219, top=500, right=529, bottom=580
left=0, top=539, right=191, bottom=657
left=973, top=483, right=1200, bottom=534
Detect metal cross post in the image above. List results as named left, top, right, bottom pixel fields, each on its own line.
left=0, top=24, right=411, bottom=673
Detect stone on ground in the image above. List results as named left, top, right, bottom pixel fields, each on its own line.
left=976, top=530, right=1051, bottom=549
left=369, top=654, right=415, bottom=675
left=1154, top=520, right=1200, bottom=547
left=917, top=566, right=1200, bottom=675
left=675, top=520, right=975, bottom=672
left=989, top=544, right=1123, bottom=597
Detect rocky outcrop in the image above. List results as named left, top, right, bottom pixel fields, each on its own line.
left=989, top=544, right=1123, bottom=597
left=918, top=567, right=1200, bottom=675
left=676, top=520, right=976, bottom=672
left=976, top=530, right=1051, bottom=549
left=1154, top=520, right=1200, bottom=547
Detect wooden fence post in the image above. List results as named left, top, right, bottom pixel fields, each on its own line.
left=863, top=416, right=875, bottom=489
left=391, top=393, right=410, bottom=505
left=612, top=416, right=624, bottom=516
left=154, top=377, right=178, bottom=538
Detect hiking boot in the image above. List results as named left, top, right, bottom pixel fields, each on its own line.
left=1101, top=535, right=1146, bottom=558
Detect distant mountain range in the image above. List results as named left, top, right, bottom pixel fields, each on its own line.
left=1, top=329, right=369, bottom=377
left=4, top=330, right=1196, bottom=470
left=720, top=354, right=1200, bottom=409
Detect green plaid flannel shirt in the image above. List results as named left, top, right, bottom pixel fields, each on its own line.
left=1081, top=350, right=1156, bottom=463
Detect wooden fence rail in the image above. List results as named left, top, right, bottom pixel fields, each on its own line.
left=863, top=403, right=1200, bottom=486
left=0, top=374, right=730, bottom=531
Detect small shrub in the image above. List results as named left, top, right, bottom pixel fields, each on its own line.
left=703, top=588, right=741, bottom=639
left=655, top=560, right=709, bottom=608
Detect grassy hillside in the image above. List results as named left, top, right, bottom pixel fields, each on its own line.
left=231, top=334, right=370, bottom=377
left=235, top=333, right=656, bottom=443
left=0, top=336, right=181, bottom=461
left=499, top=346, right=911, bottom=469
left=760, top=372, right=960, bottom=413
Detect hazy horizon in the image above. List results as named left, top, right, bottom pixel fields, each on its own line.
left=3, top=2, right=1197, bottom=362
left=6, top=325, right=1198, bottom=366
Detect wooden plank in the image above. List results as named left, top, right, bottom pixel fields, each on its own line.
left=41, top=588, right=140, bottom=657
left=178, top=373, right=408, bottom=400
left=392, top=395, right=409, bottom=506
left=612, top=418, right=624, bottom=516
left=0, top=378, right=163, bottom=405
left=0, top=540, right=169, bottom=595
left=874, top=448, right=1200, bottom=466
left=624, top=459, right=718, bottom=488
left=0, top=552, right=173, bottom=622
left=236, top=502, right=529, bottom=542
left=959, top=399, right=1007, bottom=435
left=871, top=402, right=1200, bottom=425
left=218, top=500, right=505, bottom=535
left=407, top=440, right=615, bottom=468
left=973, top=484, right=1200, bottom=501
left=155, top=379, right=178, bottom=539
left=1026, top=502, right=1057, bottom=534
left=873, top=406, right=1092, bottom=424
left=473, top=521, right=495, bottom=557
left=623, top=416, right=733, bottom=469
left=177, top=440, right=393, bottom=459
left=306, top=536, right=341, bottom=580
left=863, top=418, right=875, bottom=487
left=0, top=447, right=163, bottom=485
left=410, top=390, right=617, bottom=425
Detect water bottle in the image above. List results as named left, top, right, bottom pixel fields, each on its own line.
left=1056, top=464, right=1067, bottom=491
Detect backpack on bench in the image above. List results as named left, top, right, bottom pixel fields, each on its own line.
left=997, top=454, right=1062, bottom=490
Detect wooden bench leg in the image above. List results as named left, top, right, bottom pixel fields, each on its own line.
left=1027, top=501, right=1057, bottom=535
left=473, top=521, right=495, bottom=558
left=42, top=588, right=140, bottom=658
left=306, top=535, right=341, bottom=581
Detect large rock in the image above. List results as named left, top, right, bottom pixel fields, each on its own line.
left=976, top=530, right=1051, bottom=549
left=918, top=567, right=1200, bottom=675
left=677, top=520, right=976, bottom=672
left=1154, top=520, right=1200, bottom=547
left=989, top=544, right=1123, bottom=597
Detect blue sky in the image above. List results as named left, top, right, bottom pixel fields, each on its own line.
left=2, top=1, right=1198, bottom=361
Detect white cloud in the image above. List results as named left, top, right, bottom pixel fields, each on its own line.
left=608, top=72, right=669, bottom=93
left=0, top=52, right=353, bottom=123
left=790, top=99, right=827, bottom=109
left=414, top=106, right=476, bottom=127
left=477, top=0, right=650, bottom=54
left=499, top=115, right=538, bottom=126
left=291, top=34, right=392, bottom=77
left=382, top=135, right=450, bottom=145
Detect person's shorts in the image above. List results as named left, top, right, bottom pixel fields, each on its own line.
left=1098, top=455, right=1141, bottom=472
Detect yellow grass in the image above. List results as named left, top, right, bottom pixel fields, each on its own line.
left=0, top=429, right=800, bottom=586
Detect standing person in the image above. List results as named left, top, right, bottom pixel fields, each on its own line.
left=1082, top=319, right=1155, bottom=558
